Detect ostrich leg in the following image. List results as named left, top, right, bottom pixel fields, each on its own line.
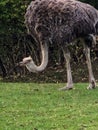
left=59, top=46, right=73, bottom=90
left=84, top=45, right=96, bottom=89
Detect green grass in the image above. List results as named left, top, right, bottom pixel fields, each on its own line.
left=0, top=82, right=98, bottom=130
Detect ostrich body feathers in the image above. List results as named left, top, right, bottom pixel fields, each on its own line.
left=25, top=0, right=98, bottom=45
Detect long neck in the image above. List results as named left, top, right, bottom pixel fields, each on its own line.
left=26, top=42, right=48, bottom=72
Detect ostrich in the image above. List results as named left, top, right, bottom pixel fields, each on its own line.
left=20, top=0, right=98, bottom=90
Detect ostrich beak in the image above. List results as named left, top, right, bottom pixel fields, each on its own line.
left=19, top=56, right=32, bottom=66
left=19, top=61, right=25, bottom=66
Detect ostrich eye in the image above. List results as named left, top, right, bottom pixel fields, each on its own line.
left=27, top=59, right=32, bottom=62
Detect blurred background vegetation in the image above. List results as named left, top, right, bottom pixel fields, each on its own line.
left=0, top=0, right=98, bottom=82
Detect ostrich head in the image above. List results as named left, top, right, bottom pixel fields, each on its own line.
left=19, top=56, right=32, bottom=66
left=19, top=56, right=37, bottom=72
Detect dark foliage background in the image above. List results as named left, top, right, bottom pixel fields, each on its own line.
left=0, top=0, right=98, bottom=82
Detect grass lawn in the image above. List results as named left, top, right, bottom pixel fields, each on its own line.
left=0, top=82, right=98, bottom=130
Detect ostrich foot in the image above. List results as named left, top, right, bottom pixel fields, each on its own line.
left=87, top=80, right=96, bottom=89
left=59, top=84, right=73, bottom=91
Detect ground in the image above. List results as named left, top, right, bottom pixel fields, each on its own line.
left=0, top=82, right=98, bottom=130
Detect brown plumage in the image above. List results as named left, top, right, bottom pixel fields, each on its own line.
left=25, top=0, right=98, bottom=44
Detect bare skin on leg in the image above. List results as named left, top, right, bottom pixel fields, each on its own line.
left=59, top=46, right=73, bottom=90
left=84, top=45, right=96, bottom=89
